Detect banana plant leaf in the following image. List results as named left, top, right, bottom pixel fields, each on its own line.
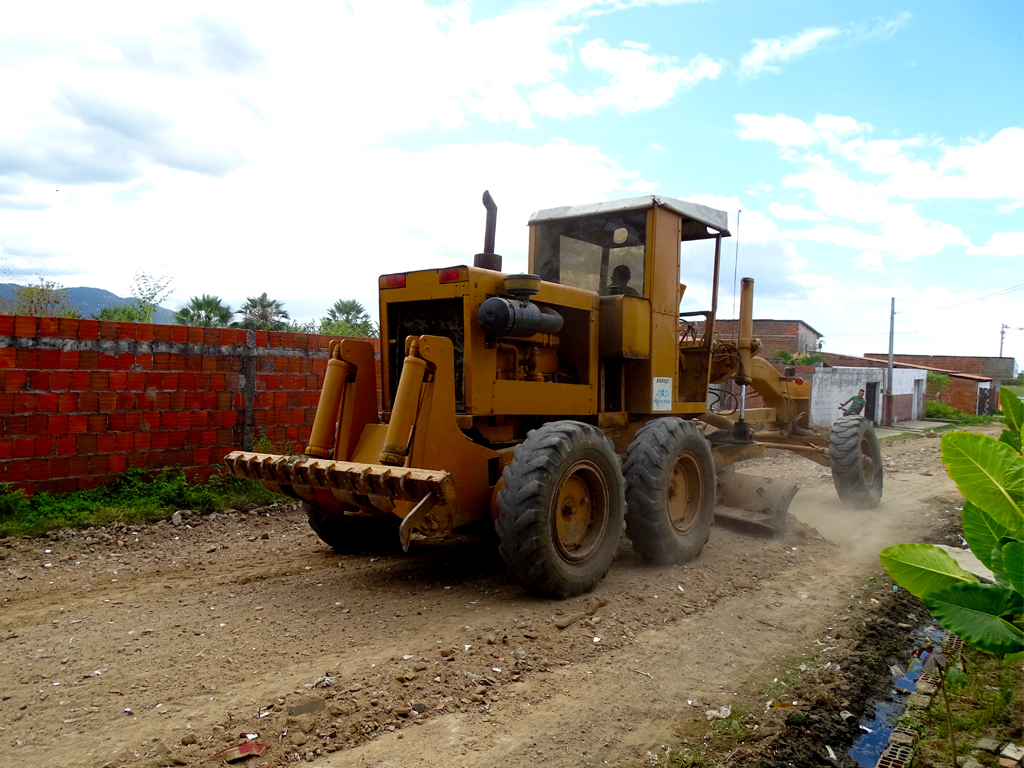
left=1002, top=539, right=1024, bottom=596
left=880, top=542, right=978, bottom=599
left=962, top=501, right=1019, bottom=572
left=941, top=432, right=1023, bottom=531
left=924, top=582, right=1024, bottom=656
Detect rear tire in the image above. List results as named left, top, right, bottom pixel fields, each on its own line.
left=623, top=418, right=715, bottom=564
left=303, top=502, right=397, bottom=553
left=829, top=416, right=883, bottom=508
left=496, top=421, right=625, bottom=598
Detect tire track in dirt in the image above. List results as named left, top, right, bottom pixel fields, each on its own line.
left=0, top=427, right=981, bottom=767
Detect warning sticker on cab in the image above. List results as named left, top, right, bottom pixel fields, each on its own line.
left=653, top=376, right=672, bottom=411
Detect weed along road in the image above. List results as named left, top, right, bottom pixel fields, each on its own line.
left=0, top=427, right=990, bottom=768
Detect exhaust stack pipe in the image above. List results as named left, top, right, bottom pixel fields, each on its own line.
left=473, top=190, right=503, bottom=271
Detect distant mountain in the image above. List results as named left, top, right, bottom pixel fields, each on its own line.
left=0, top=284, right=175, bottom=324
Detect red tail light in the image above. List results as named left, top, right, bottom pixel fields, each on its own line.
left=379, top=273, right=406, bottom=289
left=794, top=377, right=804, bottom=385
left=438, top=266, right=468, bottom=284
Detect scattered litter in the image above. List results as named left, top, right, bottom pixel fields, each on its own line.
left=892, top=585, right=898, bottom=592
left=839, top=710, right=855, bottom=722
left=211, top=741, right=270, bottom=762
left=246, top=733, right=258, bottom=740
left=403, top=655, right=414, bottom=660
left=632, top=669, right=653, bottom=679
left=890, top=664, right=904, bottom=677
left=307, top=674, right=335, bottom=689
left=677, top=585, right=684, bottom=592
left=592, top=637, right=600, bottom=643
left=860, top=725, right=873, bottom=733
left=705, top=705, right=731, bottom=720
left=464, top=644, right=471, bottom=651
left=770, top=701, right=798, bottom=708
left=826, top=745, right=836, bottom=760
left=870, top=598, right=879, bottom=603
left=492, top=667, right=501, bottom=673
left=370, top=558, right=379, bottom=562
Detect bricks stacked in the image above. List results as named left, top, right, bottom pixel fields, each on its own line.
left=0, top=316, right=381, bottom=496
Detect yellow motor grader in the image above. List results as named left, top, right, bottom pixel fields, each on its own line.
left=226, top=192, right=882, bottom=598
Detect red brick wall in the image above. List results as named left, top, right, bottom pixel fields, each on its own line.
left=864, top=354, right=1014, bottom=381
left=695, top=319, right=821, bottom=355
left=932, top=377, right=982, bottom=414
left=0, top=315, right=379, bottom=496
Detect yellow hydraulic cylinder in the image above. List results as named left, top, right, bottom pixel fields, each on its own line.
left=304, top=354, right=352, bottom=458
left=380, top=339, right=428, bottom=465
left=737, top=277, right=755, bottom=385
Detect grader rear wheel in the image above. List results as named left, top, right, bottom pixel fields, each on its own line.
left=496, top=421, right=626, bottom=598
left=623, top=418, right=716, bottom=564
left=828, top=415, right=883, bottom=508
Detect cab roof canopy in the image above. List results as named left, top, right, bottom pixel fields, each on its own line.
left=528, top=195, right=731, bottom=240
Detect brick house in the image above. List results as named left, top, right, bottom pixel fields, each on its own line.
left=819, top=352, right=994, bottom=416
left=695, top=319, right=824, bottom=356
left=863, top=354, right=1014, bottom=406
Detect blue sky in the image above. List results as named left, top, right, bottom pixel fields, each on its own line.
left=1, top=0, right=1021, bottom=365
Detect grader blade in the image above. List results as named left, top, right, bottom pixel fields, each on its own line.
left=223, top=451, right=455, bottom=508
left=714, top=472, right=797, bottom=536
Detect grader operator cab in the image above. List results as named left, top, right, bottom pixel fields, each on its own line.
left=226, top=192, right=883, bottom=598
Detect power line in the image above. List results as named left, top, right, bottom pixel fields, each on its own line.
left=823, top=325, right=1005, bottom=336
left=911, top=283, right=1024, bottom=313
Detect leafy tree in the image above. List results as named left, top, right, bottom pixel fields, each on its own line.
left=0, top=278, right=81, bottom=318
left=173, top=294, right=234, bottom=327
left=327, top=299, right=369, bottom=326
left=97, top=304, right=146, bottom=322
left=768, top=349, right=825, bottom=366
left=318, top=317, right=378, bottom=338
left=880, top=386, right=1023, bottom=660
left=233, top=293, right=290, bottom=331
left=129, top=272, right=173, bottom=323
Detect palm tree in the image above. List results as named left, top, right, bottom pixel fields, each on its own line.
left=173, top=295, right=233, bottom=327
left=234, top=293, right=290, bottom=331
left=326, top=299, right=369, bottom=326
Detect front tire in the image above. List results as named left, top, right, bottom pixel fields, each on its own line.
left=829, top=416, right=883, bottom=508
left=496, top=421, right=626, bottom=598
left=303, top=502, right=397, bottom=553
left=623, top=418, right=716, bottom=564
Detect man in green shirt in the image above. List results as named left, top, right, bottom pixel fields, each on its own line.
left=839, top=389, right=867, bottom=417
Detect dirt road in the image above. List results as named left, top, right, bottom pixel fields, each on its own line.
left=0, top=427, right=983, bottom=768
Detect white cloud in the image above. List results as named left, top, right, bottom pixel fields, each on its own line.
left=737, top=112, right=1020, bottom=260
left=768, top=202, right=829, bottom=221
left=967, top=231, right=1024, bottom=257
left=739, top=27, right=841, bottom=79
left=529, top=41, right=721, bottom=118
left=853, top=250, right=888, bottom=272
left=736, top=114, right=818, bottom=146
left=738, top=13, right=912, bottom=80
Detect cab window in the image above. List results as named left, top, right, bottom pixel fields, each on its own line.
left=534, top=210, right=647, bottom=297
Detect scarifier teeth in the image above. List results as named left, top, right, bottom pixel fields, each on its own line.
left=224, top=452, right=454, bottom=505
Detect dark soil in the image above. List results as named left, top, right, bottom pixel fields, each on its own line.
left=682, top=505, right=965, bottom=768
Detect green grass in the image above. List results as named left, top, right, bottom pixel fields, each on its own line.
left=925, top=400, right=997, bottom=425
left=0, top=467, right=280, bottom=538
left=915, top=646, right=1023, bottom=767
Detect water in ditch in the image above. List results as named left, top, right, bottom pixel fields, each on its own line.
left=847, top=624, right=944, bottom=767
